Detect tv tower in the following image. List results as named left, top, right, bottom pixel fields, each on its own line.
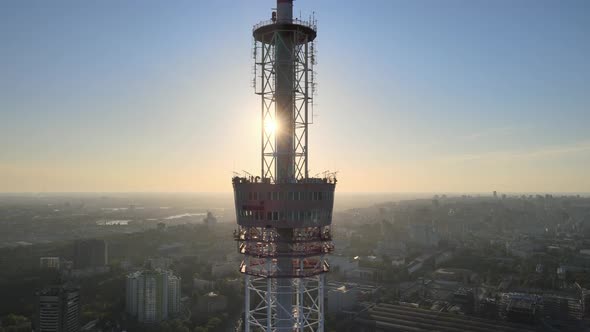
left=232, top=0, right=336, bottom=331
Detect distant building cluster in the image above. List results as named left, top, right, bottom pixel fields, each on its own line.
left=39, top=239, right=110, bottom=279
left=6, top=191, right=590, bottom=332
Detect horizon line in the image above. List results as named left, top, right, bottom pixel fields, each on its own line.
left=1, top=191, right=588, bottom=195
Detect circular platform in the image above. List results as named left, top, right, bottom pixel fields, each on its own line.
left=253, top=22, right=317, bottom=44
left=233, top=181, right=335, bottom=228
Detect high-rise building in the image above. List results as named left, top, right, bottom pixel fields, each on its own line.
left=233, top=1, right=336, bottom=330
left=73, top=239, right=107, bottom=269
left=409, top=223, right=439, bottom=247
left=40, top=257, right=61, bottom=270
left=167, top=274, right=182, bottom=315
left=36, top=285, right=80, bottom=332
left=203, top=211, right=217, bottom=225
left=126, top=269, right=181, bottom=323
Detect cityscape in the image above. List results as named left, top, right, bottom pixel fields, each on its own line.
left=1, top=0, right=589, bottom=332
left=2, top=192, right=590, bottom=331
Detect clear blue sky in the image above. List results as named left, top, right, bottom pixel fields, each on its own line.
left=1, top=0, right=589, bottom=192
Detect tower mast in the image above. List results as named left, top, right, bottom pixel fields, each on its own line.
left=233, top=1, right=336, bottom=331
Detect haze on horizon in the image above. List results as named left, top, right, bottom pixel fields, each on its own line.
left=1, top=0, right=589, bottom=193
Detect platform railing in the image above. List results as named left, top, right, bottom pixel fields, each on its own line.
left=239, top=242, right=334, bottom=258
left=252, top=18, right=317, bottom=32
left=240, top=261, right=329, bottom=278
left=234, top=228, right=332, bottom=243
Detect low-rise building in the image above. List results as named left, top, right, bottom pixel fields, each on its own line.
left=328, top=255, right=359, bottom=277
left=193, top=278, right=215, bottom=293
left=351, top=267, right=378, bottom=281
left=196, top=292, right=227, bottom=314
left=354, top=303, right=536, bottom=332
left=326, top=284, right=360, bottom=314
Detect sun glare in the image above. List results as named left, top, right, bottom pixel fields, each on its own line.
left=264, top=118, right=277, bottom=134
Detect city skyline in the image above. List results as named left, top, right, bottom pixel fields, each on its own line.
left=1, top=0, right=589, bottom=193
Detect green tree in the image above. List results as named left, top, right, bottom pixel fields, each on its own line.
left=205, top=317, right=222, bottom=330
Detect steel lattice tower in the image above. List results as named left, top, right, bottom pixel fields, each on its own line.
left=232, top=1, right=336, bottom=331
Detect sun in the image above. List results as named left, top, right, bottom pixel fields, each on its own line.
left=264, top=118, right=277, bottom=134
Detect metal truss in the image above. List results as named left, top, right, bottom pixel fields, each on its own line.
left=242, top=13, right=327, bottom=332
left=254, top=29, right=314, bottom=183
left=244, top=273, right=325, bottom=332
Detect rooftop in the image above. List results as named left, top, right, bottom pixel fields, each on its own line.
left=355, top=303, right=536, bottom=332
